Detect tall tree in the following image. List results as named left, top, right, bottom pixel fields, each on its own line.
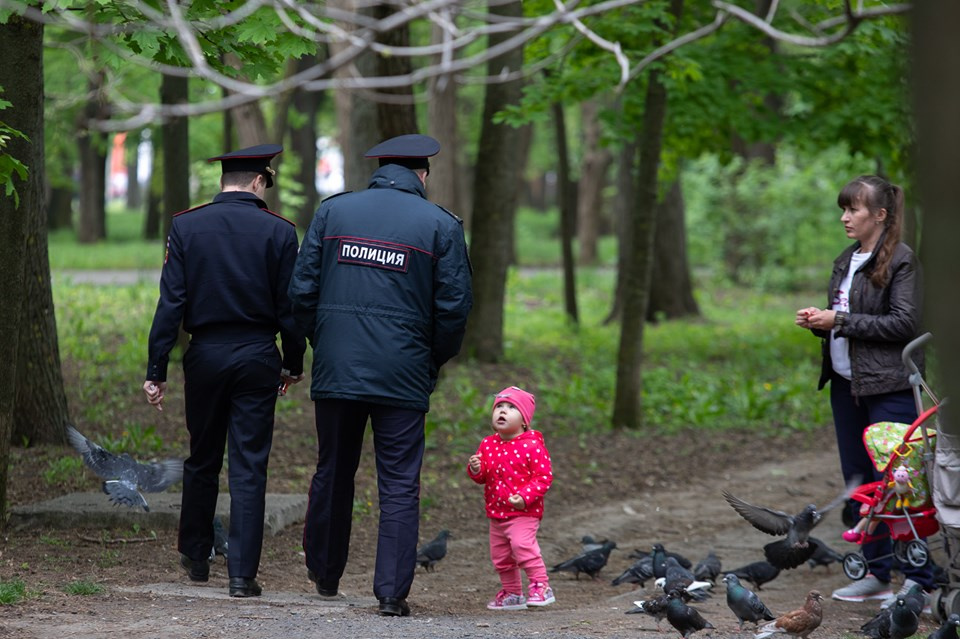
left=647, top=177, right=699, bottom=320
left=552, top=102, right=578, bottom=324
left=577, top=99, right=613, bottom=266
left=462, top=0, right=525, bottom=362
left=160, top=74, right=189, bottom=237
left=76, top=68, right=108, bottom=243
left=0, top=12, right=42, bottom=515
left=290, top=54, right=324, bottom=228
left=374, top=3, right=418, bottom=138
left=427, top=19, right=463, bottom=220
left=612, top=0, right=683, bottom=429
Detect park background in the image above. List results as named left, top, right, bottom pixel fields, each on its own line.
left=0, top=2, right=959, bottom=632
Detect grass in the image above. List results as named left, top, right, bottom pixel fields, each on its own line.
left=63, top=580, right=104, bottom=596
left=0, top=578, right=27, bottom=605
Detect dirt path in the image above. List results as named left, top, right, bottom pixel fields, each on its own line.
left=2, top=435, right=949, bottom=639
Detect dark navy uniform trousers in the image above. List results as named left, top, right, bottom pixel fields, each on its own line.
left=303, top=399, right=425, bottom=600
left=179, top=339, right=281, bottom=579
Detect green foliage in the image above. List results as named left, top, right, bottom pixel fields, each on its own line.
left=0, top=90, right=29, bottom=208
left=0, top=578, right=26, bottom=605
left=42, top=456, right=85, bottom=486
left=63, top=580, right=104, bottom=596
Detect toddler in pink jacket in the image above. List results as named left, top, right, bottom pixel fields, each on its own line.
left=467, top=386, right=554, bottom=610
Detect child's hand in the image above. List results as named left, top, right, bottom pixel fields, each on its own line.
left=508, top=494, right=525, bottom=510
left=468, top=454, right=482, bottom=474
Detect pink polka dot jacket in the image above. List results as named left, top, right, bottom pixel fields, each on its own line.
left=467, top=429, right=553, bottom=520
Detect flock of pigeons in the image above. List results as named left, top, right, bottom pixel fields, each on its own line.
left=64, top=425, right=960, bottom=637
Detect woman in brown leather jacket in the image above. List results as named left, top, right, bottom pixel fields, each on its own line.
left=795, top=175, right=930, bottom=605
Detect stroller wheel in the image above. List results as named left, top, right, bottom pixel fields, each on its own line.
left=931, top=588, right=945, bottom=623
left=904, top=540, right=930, bottom=568
left=893, top=540, right=908, bottom=565
left=843, top=552, right=868, bottom=580
left=944, top=589, right=960, bottom=621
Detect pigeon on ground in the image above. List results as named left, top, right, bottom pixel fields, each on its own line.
left=416, top=529, right=451, bottom=572
left=928, top=613, right=960, bottom=639
left=665, top=589, right=714, bottom=638
left=650, top=543, right=693, bottom=577
left=755, top=590, right=823, bottom=639
left=861, top=595, right=921, bottom=639
left=581, top=535, right=611, bottom=553
left=208, top=515, right=229, bottom=561
left=728, top=560, right=781, bottom=590
left=66, top=425, right=183, bottom=512
left=694, top=550, right=722, bottom=583
left=723, top=573, right=776, bottom=630
left=805, top=536, right=843, bottom=571
left=626, top=593, right=669, bottom=630
left=723, top=484, right=852, bottom=569
left=611, top=555, right=655, bottom=587
left=657, top=557, right=712, bottom=600
left=550, top=540, right=616, bottom=580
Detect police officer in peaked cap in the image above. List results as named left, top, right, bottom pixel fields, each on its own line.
left=289, top=134, right=473, bottom=617
left=144, top=144, right=306, bottom=598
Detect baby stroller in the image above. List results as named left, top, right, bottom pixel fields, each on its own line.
left=841, top=334, right=942, bottom=586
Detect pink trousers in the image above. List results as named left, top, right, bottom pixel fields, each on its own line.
left=488, top=516, right=549, bottom=594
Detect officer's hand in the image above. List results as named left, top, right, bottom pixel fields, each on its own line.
left=143, top=380, right=167, bottom=412
left=508, top=494, right=526, bottom=510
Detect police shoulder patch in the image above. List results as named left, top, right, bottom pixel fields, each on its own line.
left=435, top=204, right=463, bottom=224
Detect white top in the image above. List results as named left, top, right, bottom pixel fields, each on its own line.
left=830, top=250, right=872, bottom=379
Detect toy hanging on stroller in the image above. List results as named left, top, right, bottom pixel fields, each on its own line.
left=841, top=334, right=941, bottom=582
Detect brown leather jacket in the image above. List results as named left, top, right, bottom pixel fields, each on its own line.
left=815, top=240, right=923, bottom=397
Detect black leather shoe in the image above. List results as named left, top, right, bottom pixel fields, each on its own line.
left=307, top=569, right=339, bottom=597
left=179, top=554, right=210, bottom=582
left=378, top=597, right=410, bottom=617
left=229, top=577, right=262, bottom=597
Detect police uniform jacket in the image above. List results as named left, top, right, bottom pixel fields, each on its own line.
left=289, top=164, right=472, bottom=411
left=146, top=191, right=306, bottom=381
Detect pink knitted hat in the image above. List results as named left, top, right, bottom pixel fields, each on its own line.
left=493, top=386, right=537, bottom=426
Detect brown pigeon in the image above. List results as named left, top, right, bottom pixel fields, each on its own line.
left=754, top=590, right=823, bottom=639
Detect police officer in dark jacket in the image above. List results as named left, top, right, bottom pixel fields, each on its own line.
left=289, top=134, right=472, bottom=617
left=144, top=144, right=306, bottom=598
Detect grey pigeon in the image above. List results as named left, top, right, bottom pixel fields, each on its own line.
left=723, top=485, right=852, bottom=570
left=611, top=555, right=655, bottom=587
left=729, top=560, right=781, bottom=590
left=581, top=535, right=610, bottom=553
left=208, top=515, right=229, bottom=561
left=416, top=529, right=451, bottom=572
left=861, top=596, right=920, bottom=639
left=694, top=550, right=722, bottom=583
left=665, top=589, right=714, bottom=638
left=928, top=613, right=960, bottom=639
left=66, top=425, right=182, bottom=511
left=755, top=590, right=823, bottom=639
left=723, top=573, right=776, bottom=630
left=660, top=556, right=712, bottom=600
left=805, top=536, right=843, bottom=571
left=650, top=543, right=693, bottom=577
left=626, top=593, right=669, bottom=630
left=550, top=540, right=616, bottom=579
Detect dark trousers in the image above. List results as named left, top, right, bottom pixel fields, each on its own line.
left=303, top=399, right=425, bottom=600
left=179, top=340, right=281, bottom=579
left=830, top=373, right=933, bottom=587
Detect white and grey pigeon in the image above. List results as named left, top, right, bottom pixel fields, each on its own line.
left=66, top=425, right=183, bottom=512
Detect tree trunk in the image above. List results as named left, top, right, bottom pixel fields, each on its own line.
left=144, top=137, right=162, bottom=241
left=428, top=19, right=463, bottom=221
left=76, top=71, right=107, bottom=243
left=577, top=99, right=613, bottom=266
left=374, top=3, right=419, bottom=139
left=912, top=3, right=960, bottom=434
left=125, top=130, right=142, bottom=210
left=161, top=74, right=190, bottom=240
left=553, top=102, right=579, bottom=324
left=331, top=0, right=380, bottom=191
left=604, top=138, right=638, bottom=325
left=647, top=178, right=700, bottom=321
left=0, top=13, right=43, bottom=517
left=290, top=55, right=324, bottom=228
left=47, top=185, right=73, bottom=230
left=612, top=0, right=682, bottom=429
left=461, top=0, right=525, bottom=363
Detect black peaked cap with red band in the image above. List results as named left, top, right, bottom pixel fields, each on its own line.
left=208, top=144, right=282, bottom=188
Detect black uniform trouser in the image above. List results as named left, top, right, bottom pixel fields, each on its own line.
left=179, top=340, right=281, bottom=579
left=303, top=399, right=425, bottom=600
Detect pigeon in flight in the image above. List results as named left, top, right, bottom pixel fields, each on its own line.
left=722, top=573, right=776, bottom=630
left=665, top=589, right=714, bottom=638
left=755, top=590, right=823, bottom=639
left=723, top=484, right=853, bottom=569
left=416, top=529, right=451, bottom=572
left=550, top=540, right=616, bottom=580
left=66, top=425, right=182, bottom=511
left=728, top=560, right=781, bottom=590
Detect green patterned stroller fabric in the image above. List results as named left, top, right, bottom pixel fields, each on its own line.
left=863, top=421, right=937, bottom=513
